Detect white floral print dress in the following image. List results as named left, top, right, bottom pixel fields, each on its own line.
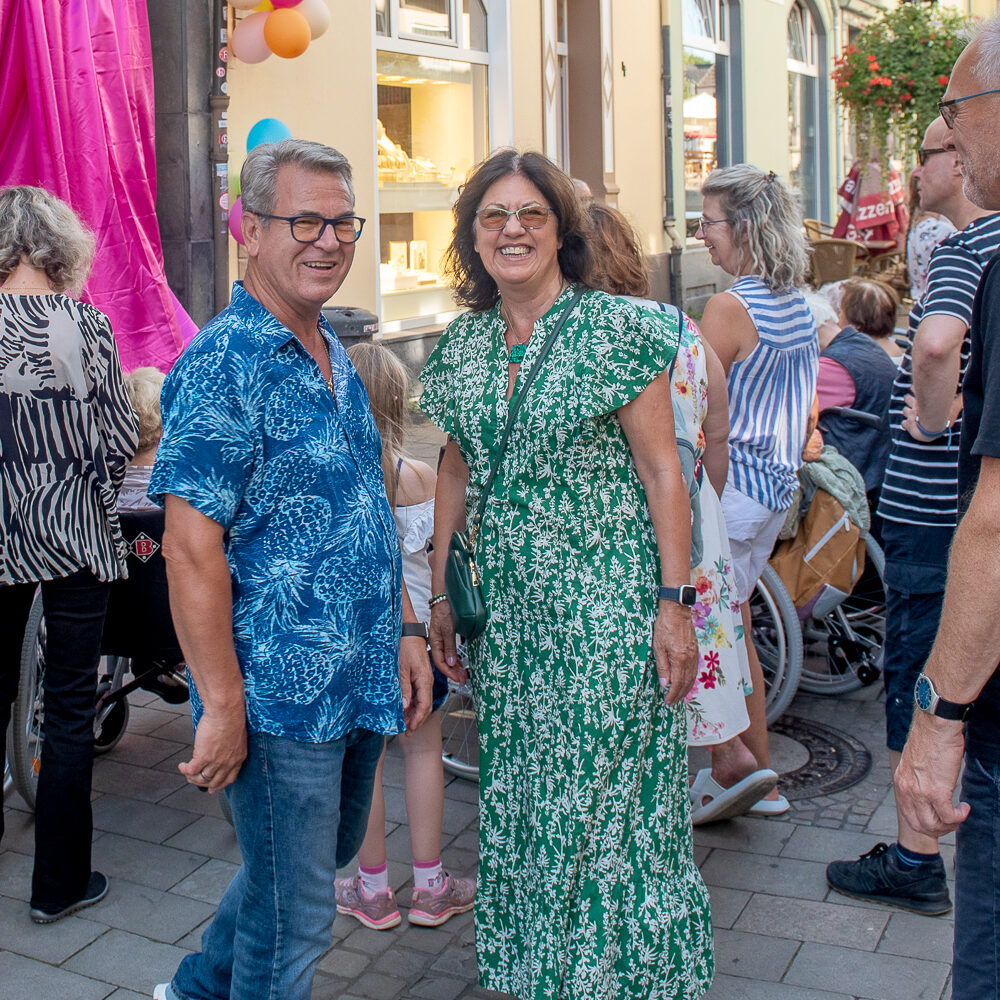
left=420, top=286, right=713, bottom=1000
left=628, top=300, right=752, bottom=746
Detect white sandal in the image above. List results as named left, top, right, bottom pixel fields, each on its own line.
left=689, top=767, right=779, bottom=825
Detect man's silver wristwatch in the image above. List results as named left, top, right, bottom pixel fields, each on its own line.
left=913, top=673, right=974, bottom=722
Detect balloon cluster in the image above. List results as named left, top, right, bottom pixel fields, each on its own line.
left=229, top=0, right=331, bottom=62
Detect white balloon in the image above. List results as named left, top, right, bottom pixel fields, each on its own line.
left=297, top=0, right=331, bottom=38
left=229, top=0, right=261, bottom=10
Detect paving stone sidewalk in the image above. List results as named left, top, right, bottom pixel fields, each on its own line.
left=0, top=424, right=956, bottom=1000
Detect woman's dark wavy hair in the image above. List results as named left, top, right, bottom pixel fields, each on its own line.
left=443, top=149, right=595, bottom=312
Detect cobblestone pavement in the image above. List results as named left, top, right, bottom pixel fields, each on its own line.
left=0, top=423, right=956, bottom=1000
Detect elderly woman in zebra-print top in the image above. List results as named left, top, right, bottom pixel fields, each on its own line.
left=0, top=185, right=138, bottom=923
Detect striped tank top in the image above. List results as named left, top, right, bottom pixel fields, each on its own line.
left=723, top=276, right=819, bottom=511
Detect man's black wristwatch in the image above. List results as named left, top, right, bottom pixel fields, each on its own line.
left=401, top=622, right=429, bottom=640
left=914, top=673, right=975, bottom=721
left=658, top=585, right=698, bottom=607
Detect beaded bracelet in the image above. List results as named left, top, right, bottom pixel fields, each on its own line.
left=428, top=593, right=449, bottom=608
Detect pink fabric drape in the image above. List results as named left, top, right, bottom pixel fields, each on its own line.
left=0, top=0, right=198, bottom=371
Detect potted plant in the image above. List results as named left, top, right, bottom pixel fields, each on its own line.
left=832, top=2, right=972, bottom=163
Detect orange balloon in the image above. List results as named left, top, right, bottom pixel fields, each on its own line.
left=264, top=8, right=311, bottom=58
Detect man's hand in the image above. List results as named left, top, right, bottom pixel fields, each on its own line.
left=653, top=603, right=698, bottom=706
left=894, top=711, right=970, bottom=838
left=400, top=636, right=434, bottom=732
left=178, top=700, right=247, bottom=794
left=902, top=391, right=961, bottom=443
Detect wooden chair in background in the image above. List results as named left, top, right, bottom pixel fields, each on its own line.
left=808, top=238, right=865, bottom=286
left=803, top=218, right=836, bottom=240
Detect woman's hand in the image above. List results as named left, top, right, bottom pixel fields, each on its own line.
left=653, top=602, right=698, bottom=706
left=429, top=600, right=468, bottom=684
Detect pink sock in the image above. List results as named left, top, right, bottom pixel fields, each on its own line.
left=413, top=857, right=445, bottom=891
left=358, top=862, right=388, bottom=897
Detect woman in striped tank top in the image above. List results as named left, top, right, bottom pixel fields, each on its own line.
left=689, top=165, right=819, bottom=824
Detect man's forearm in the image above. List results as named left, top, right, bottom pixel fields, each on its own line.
left=912, top=318, right=965, bottom=433
left=162, top=535, right=244, bottom=711
left=922, top=473, right=1000, bottom=702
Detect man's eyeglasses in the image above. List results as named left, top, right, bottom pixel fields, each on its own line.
left=938, top=88, right=1000, bottom=129
left=698, top=216, right=732, bottom=229
left=475, top=206, right=552, bottom=230
left=917, top=147, right=949, bottom=166
left=251, top=212, right=366, bottom=244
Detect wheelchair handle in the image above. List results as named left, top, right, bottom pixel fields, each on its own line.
left=821, top=406, right=882, bottom=429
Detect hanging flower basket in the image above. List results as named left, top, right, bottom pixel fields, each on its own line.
left=832, top=3, right=972, bottom=163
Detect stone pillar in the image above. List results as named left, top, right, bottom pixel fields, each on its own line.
left=146, top=0, right=221, bottom=327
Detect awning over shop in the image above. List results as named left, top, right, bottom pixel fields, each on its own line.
left=0, top=0, right=196, bottom=371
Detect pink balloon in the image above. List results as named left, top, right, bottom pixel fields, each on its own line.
left=230, top=12, right=271, bottom=64
left=271, top=0, right=303, bottom=6
left=229, top=196, right=245, bottom=245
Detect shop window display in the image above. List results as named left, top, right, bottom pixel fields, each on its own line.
left=377, top=51, right=488, bottom=330
left=682, top=0, right=740, bottom=238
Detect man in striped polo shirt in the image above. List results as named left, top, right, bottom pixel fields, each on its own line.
left=827, top=113, right=1000, bottom=914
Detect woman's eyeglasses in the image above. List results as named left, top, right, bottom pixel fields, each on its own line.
left=937, top=88, right=1000, bottom=130
left=475, top=206, right=552, bottom=230
left=917, top=147, right=949, bottom=166
left=250, top=212, right=366, bottom=244
left=698, top=216, right=732, bottom=229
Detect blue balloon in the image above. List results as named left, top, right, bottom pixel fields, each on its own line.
left=247, top=118, right=292, bottom=152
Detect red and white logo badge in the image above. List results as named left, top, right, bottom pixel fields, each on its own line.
left=131, top=533, right=159, bottom=563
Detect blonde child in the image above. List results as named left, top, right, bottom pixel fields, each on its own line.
left=335, top=343, right=475, bottom=929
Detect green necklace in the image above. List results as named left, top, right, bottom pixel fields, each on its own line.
left=501, top=282, right=567, bottom=366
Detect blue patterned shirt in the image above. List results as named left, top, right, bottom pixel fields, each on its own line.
left=149, top=283, right=404, bottom=742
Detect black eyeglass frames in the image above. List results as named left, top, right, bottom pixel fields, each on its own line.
left=475, top=206, right=553, bottom=230
left=938, top=88, right=1000, bottom=130
left=249, top=212, right=366, bottom=244
left=917, top=147, right=949, bottom=166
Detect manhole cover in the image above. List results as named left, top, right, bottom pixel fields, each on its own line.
left=770, top=715, right=872, bottom=802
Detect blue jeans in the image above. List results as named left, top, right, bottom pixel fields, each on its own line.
left=953, top=753, right=1000, bottom=999
left=882, top=586, right=944, bottom=753
left=167, top=727, right=384, bottom=1000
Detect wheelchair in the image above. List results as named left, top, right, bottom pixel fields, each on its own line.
left=6, top=508, right=188, bottom=811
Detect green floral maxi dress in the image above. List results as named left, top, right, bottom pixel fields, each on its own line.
left=419, top=287, right=714, bottom=1000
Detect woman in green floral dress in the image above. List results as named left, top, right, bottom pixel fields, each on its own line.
left=421, top=150, right=713, bottom=1000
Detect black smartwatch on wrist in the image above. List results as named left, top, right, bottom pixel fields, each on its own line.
left=658, top=585, right=697, bottom=607
left=401, top=622, right=429, bottom=640
left=914, top=673, right=974, bottom=721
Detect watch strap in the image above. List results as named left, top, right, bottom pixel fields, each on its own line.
left=658, top=585, right=697, bottom=606
left=401, top=622, right=429, bottom=639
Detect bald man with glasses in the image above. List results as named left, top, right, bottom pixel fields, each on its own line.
left=893, top=18, right=1000, bottom=999
left=826, top=109, right=1000, bottom=919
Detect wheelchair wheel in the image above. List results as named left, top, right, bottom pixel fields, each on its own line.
left=440, top=678, right=480, bottom=782
left=93, top=663, right=131, bottom=755
left=799, top=535, right=886, bottom=695
left=751, top=564, right=804, bottom=725
left=9, top=590, right=46, bottom=810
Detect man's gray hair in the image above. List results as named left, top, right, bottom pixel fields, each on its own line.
left=241, top=139, right=354, bottom=218
left=973, top=15, right=1000, bottom=87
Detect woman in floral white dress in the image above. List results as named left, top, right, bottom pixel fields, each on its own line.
left=586, top=202, right=752, bottom=747
left=421, top=151, right=713, bottom=1000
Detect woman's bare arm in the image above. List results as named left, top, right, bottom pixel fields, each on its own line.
left=428, top=439, right=470, bottom=682
left=700, top=337, right=730, bottom=498
left=618, top=371, right=698, bottom=705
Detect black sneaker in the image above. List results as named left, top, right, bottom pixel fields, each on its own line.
left=826, top=842, right=951, bottom=915
left=30, top=871, right=109, bottom=924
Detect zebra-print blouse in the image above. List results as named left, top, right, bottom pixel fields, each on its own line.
left=1, top=293, right=139, bottom=584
